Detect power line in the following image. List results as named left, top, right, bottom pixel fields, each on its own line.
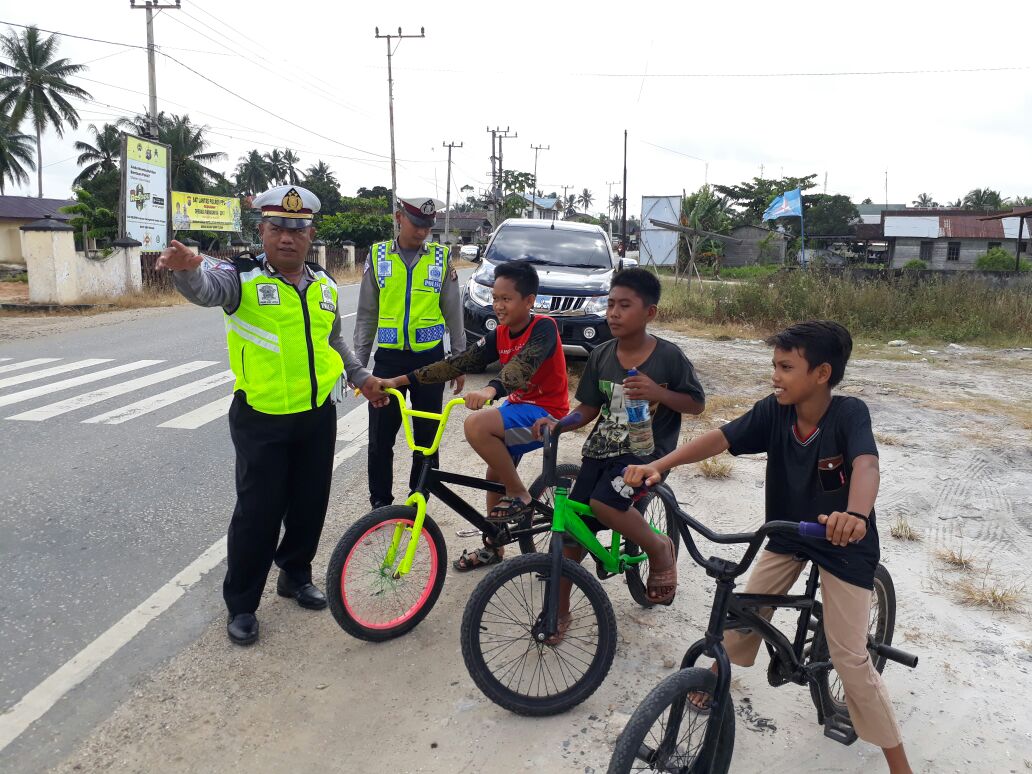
left=575, top=65, right=1032, bottom=79
left=0, top=19, right=232, bottom=56
left=638, top=139, right=706, bottom=163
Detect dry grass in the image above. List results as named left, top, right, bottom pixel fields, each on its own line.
left=952, top=565, right=1026, bottom=612
left=889, top=514, right=921, bottom=541
left=101, top=289, right=186, bottom=308
left=936, top=545, right=976, bottom=570
left=698, top=456, right=733, bottom=479
left=875, top=432, right=902, bottom=446
left=334, top=266, right=366, bottom=285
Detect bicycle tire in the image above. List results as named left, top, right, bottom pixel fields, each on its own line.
left=519, top=463, right=581, bottom=554
left=460, top=552, right=617, bottom=716
left=624, top=490, right=681, bottom=608
left=809, top=563, right=896, bottom=718
left=608, top=667, right=735, bottom=774
left=325, top=506, right=447, bottom=642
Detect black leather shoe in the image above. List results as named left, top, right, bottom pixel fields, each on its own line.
left=276, top=577, right=327, bottom=610
left=371, top=500, right=391, bottom=510
left=227, top=613, right=259, bottom=645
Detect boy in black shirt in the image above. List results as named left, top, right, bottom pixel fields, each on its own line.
left=624, top=320, right=911, bottom=773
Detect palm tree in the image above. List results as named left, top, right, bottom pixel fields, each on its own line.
left=160, top=114, right=226, bottom=192
left=235, top=149, right=270, bottom=195
left=946, top=198, right=963, bottom=208
left=72, top=122, right=119, bottom=185
left=1013, top=195, right=1032, bottom=207
left=577, top=188, right=594, bottom=211
left=0, top=26, right=91, bottom=197
left=305, top=160, right=338, bottom=187
left=962, top=188, right=1006, bottom=212
left=911, top=192, right=938, bottom=208
left=282, top=149, right=301, bottom=185
left=0, top=117, right=35, bottom=194
left=264, top=148, right=286, bottom=185
left=610, top=194, right=623, bottom=218
left=565, top=193, right=577, bottom=212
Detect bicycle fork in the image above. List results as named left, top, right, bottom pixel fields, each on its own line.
left=530, top=535, right=564, bottom=643
left=383, top=492, right=429, bottom=579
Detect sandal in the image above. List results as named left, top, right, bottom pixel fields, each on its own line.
left=646, top=536, right=678, bottom=606
left=487, top=495, right=534, bottom=523
left=453, top=546, right=503, bottom=572
left=543, top=613, right=572, bottom=646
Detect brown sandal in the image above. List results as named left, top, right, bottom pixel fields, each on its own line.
left=646, top=536, right=678, bottom=606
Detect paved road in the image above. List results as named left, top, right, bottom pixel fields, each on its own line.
left=0, top=269, right=473, bottom=773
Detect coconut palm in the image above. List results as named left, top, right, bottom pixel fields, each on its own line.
left=160, top=114, right=226, bottom=192
left=946, top=198, right=963, bottom=208
left=577, top=188, right=594, bottom=211
left=282, top=149, right=302, bottom=185
left=0, top=116, right=35, bottom=194
left=962, top=188, right=1006, bottom=212
left=911, top=192, right=938, bottom=208
left=565, top=193, right=577, bottom=212
left=305, top=160, right=338, bottom=187
left=264, top=148, right=286, bottom=185
left=72, top=122, right=119, bottom=185
left=610, top=194, right=623, bottom=218
left=235, top=150, right=270, bottom=195
left=0, top=25, right=91, bottom=197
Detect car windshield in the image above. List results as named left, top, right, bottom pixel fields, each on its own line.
left=485, top=226, right=611, bottom=269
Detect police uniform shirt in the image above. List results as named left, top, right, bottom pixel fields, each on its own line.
left=353, top=242, right=466, bottom=368
left=173, top=254, right=372, bottom=387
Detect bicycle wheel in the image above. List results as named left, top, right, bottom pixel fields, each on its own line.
left=519, top=463, right=581, bottom=554
left=809, top=563, right=896, bottom=717
left=624, top=490, right=681, bottom=608
left=608, top=667, right=735, bottom=774
left=460, top=552, right=617, bottom=716
left=325, top=506, right=447, bottom=642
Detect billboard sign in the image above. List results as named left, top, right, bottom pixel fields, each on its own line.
left=171, top=192, right=242, bottom=233
left=119, top=133, right=170, bottom=252
left=639, top=196, right=683, bottom=266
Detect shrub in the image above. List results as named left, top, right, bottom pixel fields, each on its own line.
left=975, top=247, right=1031, bottom=272
left=903, top=259, right=927, bottom=270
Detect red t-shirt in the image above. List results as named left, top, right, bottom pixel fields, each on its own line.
left=495, top=316, right=569, bottom=418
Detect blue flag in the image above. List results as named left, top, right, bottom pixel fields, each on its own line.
left=762, top=188, right=803, bottom=220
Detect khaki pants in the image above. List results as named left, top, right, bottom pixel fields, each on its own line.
left=722, top=550, right=903, bottom=749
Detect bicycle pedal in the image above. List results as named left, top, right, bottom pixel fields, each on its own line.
left=822, top=714, right=858, bottom=746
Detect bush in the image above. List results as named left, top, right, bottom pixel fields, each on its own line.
left=975, top=247, right=1031, bottom=272
left=903, top=259, right=928, bottom=270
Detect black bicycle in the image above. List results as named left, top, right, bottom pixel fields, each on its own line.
left=608, top=485, right=918, bottom=773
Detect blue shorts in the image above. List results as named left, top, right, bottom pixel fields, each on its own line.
left=497, top=400, right=551, bottom=464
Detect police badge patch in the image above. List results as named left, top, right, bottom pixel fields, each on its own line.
left=319, top=283, right=335, bottom=312
left=257, top=284, right=280, bottom=305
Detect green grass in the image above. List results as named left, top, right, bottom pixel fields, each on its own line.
left=656, top=270, right=1032, bottom=345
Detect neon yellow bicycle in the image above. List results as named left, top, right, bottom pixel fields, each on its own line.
left=325, top=389, right=678, bottom=645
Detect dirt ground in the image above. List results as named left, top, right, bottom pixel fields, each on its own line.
left=46, top=328, right=1032, bottom=773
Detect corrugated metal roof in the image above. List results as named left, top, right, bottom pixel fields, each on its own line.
left=939, top=215, right=1005, bottom=239
left=0, top=196, right=76, bottom=221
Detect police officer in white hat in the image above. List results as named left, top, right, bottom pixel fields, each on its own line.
left=354, top=196, right=467, bottom=508
left=158, top=185, right=388, bottom=646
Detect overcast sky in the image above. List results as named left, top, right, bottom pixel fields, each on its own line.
left=5, top=0, right=1031, bottom=215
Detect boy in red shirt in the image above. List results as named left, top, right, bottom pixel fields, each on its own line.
left=382, top=260, right=569, bottom=570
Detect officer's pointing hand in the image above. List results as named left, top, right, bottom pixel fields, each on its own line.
left=156, top=239, right=203, bottom=272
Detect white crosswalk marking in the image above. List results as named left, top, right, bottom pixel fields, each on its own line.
left=158, top=394, right=234, bottom=430
left=83, top=370, right=235, bottom=425
left=0, top=360, right=165, bottom=409
left=0, top=358, right=60, bottom=375
left=7, top=361, right=218, bottom=421
left=0, top=359, right=113, bottom=390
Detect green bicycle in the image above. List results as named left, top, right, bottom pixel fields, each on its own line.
left=326, top=389, right=678, bottom=643
left=459, top=423, right=680, bottom=716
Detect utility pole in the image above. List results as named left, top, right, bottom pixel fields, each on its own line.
left=130, top=0, right=181, bottom=139
left=529, top=144, right=549, bottom=219
left=621, top=130, right=628, bottom=258
left=375, top=26, right=425, bottom=236
left=486, top=126, right=516, bottom=227
left=442, top=140, right=462, bottom=244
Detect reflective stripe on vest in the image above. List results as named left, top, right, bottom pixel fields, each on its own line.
left=373, top=241, right=447, bottom=351
left=225, top=261, right=343, bottom=414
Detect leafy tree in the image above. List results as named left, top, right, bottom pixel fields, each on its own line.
left=235, top=150, right=270, bottom=195
left=282, top=148, right=301, bottom=185
left=0, top=116, right=35, bottom=193
left=356, top=185, right=393, bottom=209
left=72, top=122, right=119, bottom=186
left=678, top=185, right=734, bottom=274
left=713, top=174, right=818, bottom=225
left=802, top=194, right=860, bottom=236
left=962, top=188, right=1007, bottom=212
left=912, top=193, right=938, bottom=208
left=158, top=114, right=225, bottom=192
left=500, top=169, right=534, bottom=197
left=564, top=193, right=577, bottom=213
left=317, top=211, right=392, bottom=246
left=61, top=188, right=116, bottom=249
left=946, top=198, right=963, bottom=207
left=1011, top=195, right=1032, bottom=207
left=577, top=188, right=594, bottom=211
left=860, top=197, right=873, bottom=205
left=0, top=25, right=90, bottom=196
left=975, top=246, right=1030, bottom=271
left=264, top=148, right=286, bottom=185
left=303, top=176, right=343, bottom=217
left=610, top=194, right=623, bottom=219
left=77, top=166, right=119, bottom=214
left=305, top=160, right=338, bottom=187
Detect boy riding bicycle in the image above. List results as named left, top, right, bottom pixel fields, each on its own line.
left=623, top=320, right=912, bottom=773
left=534, top=268, right=706, bottom=620
left=382, top=260, right=569, bottom=570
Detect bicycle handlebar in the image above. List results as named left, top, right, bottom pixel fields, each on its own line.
left=383, top=387, right=476, bottom=457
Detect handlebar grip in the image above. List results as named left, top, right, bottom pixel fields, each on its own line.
left=798, top=521, right=828, bottom=539
left=873, top=642, right=919, bottom=669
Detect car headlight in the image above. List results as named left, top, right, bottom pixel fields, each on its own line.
left=581, top=295, right=608, bottom=315
left=468, top=280, right=493, bottom=307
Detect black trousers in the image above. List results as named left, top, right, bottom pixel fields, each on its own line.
left=223, top=393, right=337, bottom=615
left=368, top=344, right=446, bottom=506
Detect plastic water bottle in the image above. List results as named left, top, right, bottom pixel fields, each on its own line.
left=624, top=368, right=654, bottom=455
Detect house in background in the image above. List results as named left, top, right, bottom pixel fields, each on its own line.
left=517, top=193, right=563, bottom=220
left=882, top=209, right=1029, bottom=268
left=430, top=210, right=493, bottom=246
left=0, top=196, right=76, bottom=266
left=722, top=224, right=787, bottom=267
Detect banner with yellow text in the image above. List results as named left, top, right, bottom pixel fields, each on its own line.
left=171, top=192, right=243, bottom=233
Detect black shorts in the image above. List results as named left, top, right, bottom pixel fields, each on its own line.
left=566, top=453, right=648, bottom=541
